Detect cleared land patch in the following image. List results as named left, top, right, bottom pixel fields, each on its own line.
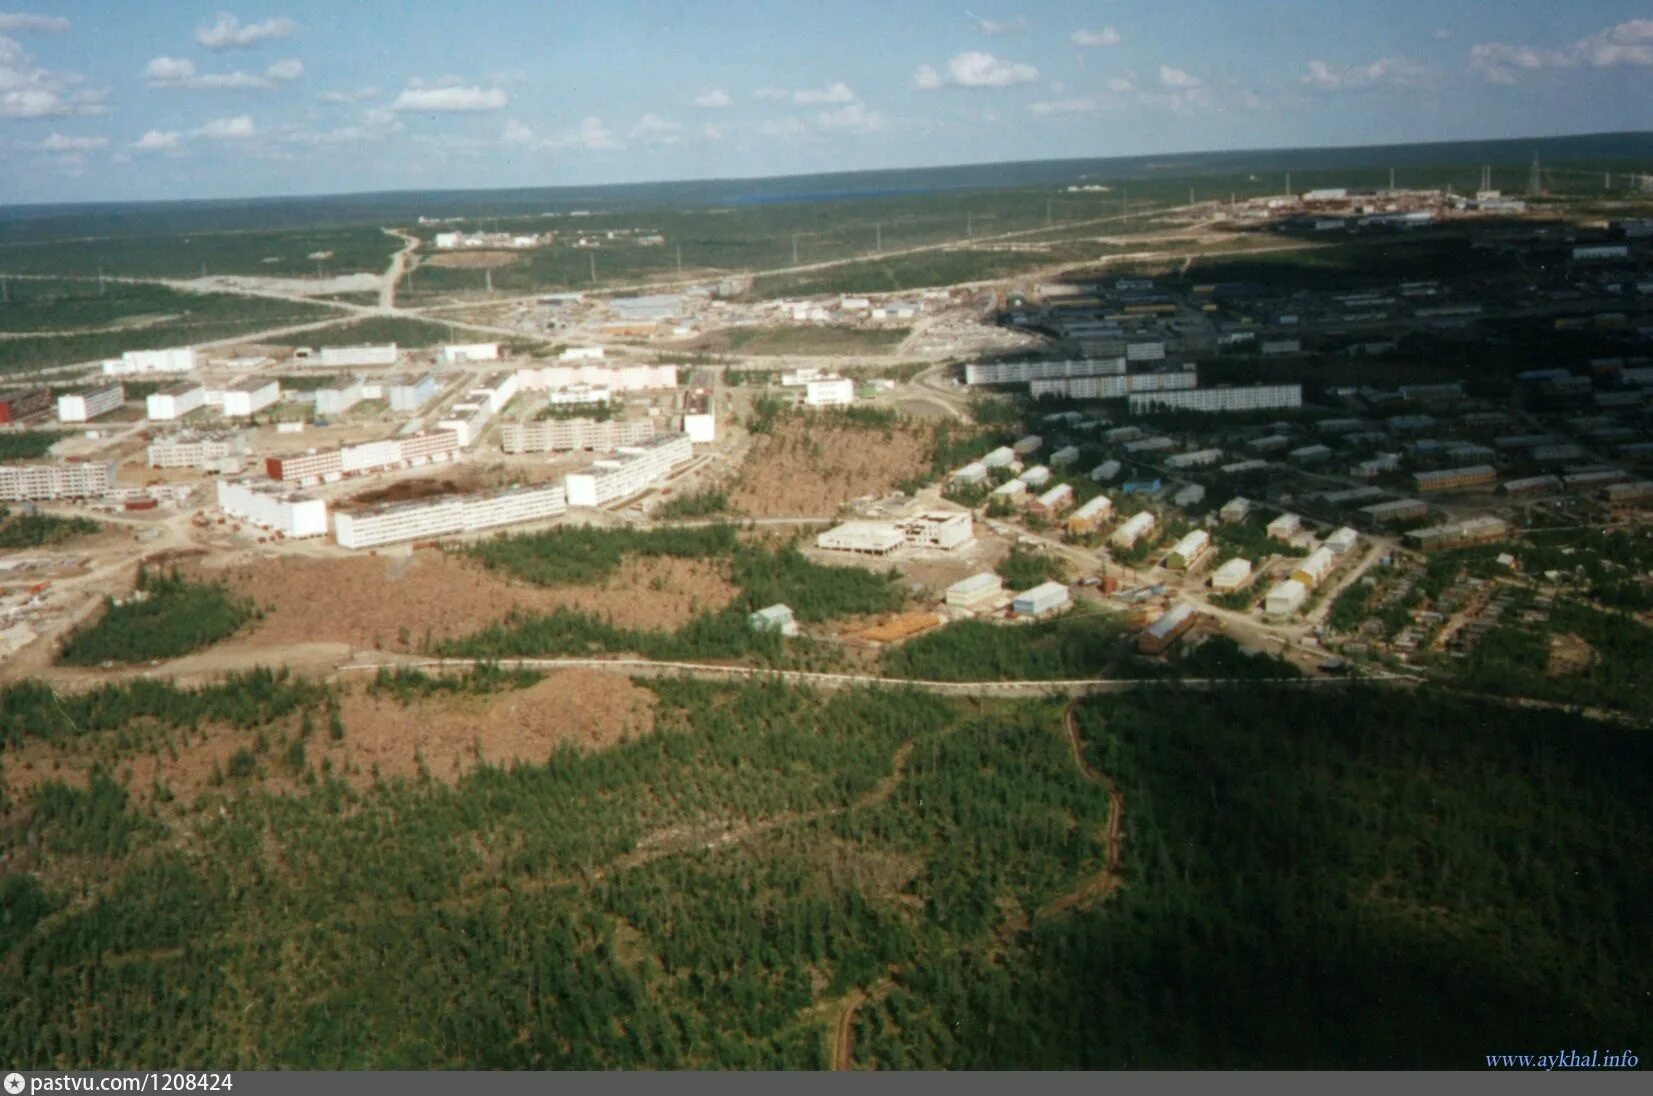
left=729, top=414, right=932, bottom=517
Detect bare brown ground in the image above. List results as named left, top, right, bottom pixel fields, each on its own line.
left=195, top=550, right=739, bottom=651
left=338, top=474, right=480, bottom=510
left=423, top=250, right=523, bottom=269
left=728, top=418, right=933, bottom=517
left=1546, top=633, right=1595, bottom=677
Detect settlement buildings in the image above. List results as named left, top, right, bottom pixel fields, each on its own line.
left=564, top=433, right=694, bottom=507
left=333, top=482, right=568, bottom=550
left=56, top=383, right=124, bottom=423
left=0, top=461, right=115, bottom=501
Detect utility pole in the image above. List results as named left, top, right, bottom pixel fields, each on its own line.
left=676, top=243, right=683, bottom=273
left=485, top=268, right=492, bottom=293
left=1188, top=187, right=1194, bottom=206
left=589, top=252, right=597, bottom=284
left=1285, top=172, right=1291, bottom=197
left=1389, top=166, right=1395, bottom=191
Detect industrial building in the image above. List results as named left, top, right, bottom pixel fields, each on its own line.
left=147, top=432, right=246, bottom=473
left=0, top=461, right=114, bottom=501
left=439, top=343, right=500, bottom=363
left=214, top=478, right=329, bottom=538
left=0, top=387, right=53, bottom=424
left=501, top=418, right=656, bottom=453
left=1266, top=513, right=1302, bottom=539
left=56, top=383, right=124, bottom=423
left=101, top=347, right=196, bottom=376
left=945, top=572, right=1004, bottom=610
left=749, top=604, right=799, bottom=637
left=564, top=432, right=693, bottom=507
left=1165, top=530, right=1211, bottom=570
left=317, top=344, right=398, bottom=368
left=1292, top=547, right=1336, bottom=588
left=1111, top=511, right=1155, bottom=548
left=1413, top=465, right=1497, bottom=492
left=146, top=382, right=207, bottom=422
left=1012, top=581, right=1069, bottom=618
left=1210, top=558, right=1253, bottom=592
left=1264, top=578, right=1308, bottom=617
left=388, top=373, right=439, bottom=412
left=1138, top=602, right=1197, bottom=655
left=1067, top=495, right=1113, bottom=535
left=816, top=522, right=905, bottom=556
left=221, top=377, right=280, bottom=417
left=898, top=512, right=973, bottom=550
left=1361, top=498, right=1430, bottom=525
left=333, top=481, right=568, bottom=549
left=1128, top=384, right=1302, bottom=414
left=1029, top=483, right=1074, bottom=515
left=1404, top=516, right=1510, bottom=551
left=265, top=430, right=462, bottom=484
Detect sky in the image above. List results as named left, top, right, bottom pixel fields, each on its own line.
left=1, top=1, right=1652, bottom=205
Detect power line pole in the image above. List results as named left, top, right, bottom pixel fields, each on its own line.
left=676, top=243, right=683, bottom=273
left=589, top=252, right=597, bottom=284
left=485, top=268, right=492, bottom=293
left=1389, top=166, right=1395, bottom=191
left=1285, top=172, right=1291, bottom=196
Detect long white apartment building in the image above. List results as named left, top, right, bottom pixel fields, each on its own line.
left=215, top=478, right=328, bottom=538
left=315, top=377, right=367, bottom=417
left=57, top=382, right=124, bottom=423
left=333, top=481, right=568, bottom=550
left=146, top=382, right=207, bottom=421
left=0, top=461, right=114, bottom=501
left=101, top=347, right=197, bottom=376
left=564, top=432, right=693, bottom=507
left=1128, top=384, right=1303, bottom=414
left=388, top=373, right=438, bottom=412
left=264, top=429, right=461, bottom=484
left=515, top=364, right=677, bottom=393
left=965, top=358, right=1126, bottom=385
left=147, top=432, right=246, bottom=473
left=439, top=343, right=500, bottom=363
left=317, top=344, right=397, bottom=368
left=437, top=371, right=520, bottom=446
left=1029, top=372, right=1198, bottom=399
left=501, top=417, right=657, bottom=453
left=547, top=384, right=611, bottom=406
left=220, top=377, right=281, bottom=417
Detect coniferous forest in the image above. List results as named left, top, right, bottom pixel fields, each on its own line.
left=0, top=674, right=1646, bottom=1068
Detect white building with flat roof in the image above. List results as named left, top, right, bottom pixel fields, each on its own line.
left=101, top=347, right=196, bottom=376
left=501, top=418, right=656, bottom=453
left=388, top=373, right=438, bottom=412
left=318, top=344, right=398, bottom=368
left=57, top=382, right=124, bottom=423
left=146, top=382, right=206, bottom=421
left=147, top=432, right=245, bottom=473
left=515, top=363, right=676, bottom=392
left=221, top=377, right=280, bottom=417
left=1129, top=384, right=1303, bottom=414
left=315, top=378, right=366, bottom=417
left=439, top=343, right=500, bottom=363
left=563, top=432, right=693, bottom=508
left=333, top=481, right=567, bottom=549
left=215, top=478, right=328, bottom=538
left=0, top=461, right=114, bottom=501
left=899, top=511, right=973, bottom=550
left=817, top=521, right=905, bottom=556
left=805, top=376, right=855, bottom=407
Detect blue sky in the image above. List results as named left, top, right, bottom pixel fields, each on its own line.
left=1, top=1, right=1651, bottom=204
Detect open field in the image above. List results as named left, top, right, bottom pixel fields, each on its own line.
left=0, top=226, right=401, bottom=280
left=728, top=412, right=935, bottom=516
left=263, top=315, right=478, bottom=349
left=694, top=326, right=909, bottom=356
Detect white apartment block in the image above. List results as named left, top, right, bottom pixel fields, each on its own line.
left=221, top=377, right=281, bottom=417
left=547, top=384, right=611, bottom=406
left=265, top=430, right=461, bottom=483
left=564, top=432, right=693, bottom=507
left=439, top=343, right=500, bottom=363
left=147, top=432, right=246, bottom=473
left=333, top=482, right=568, bottom=550
left=57, top=383, right=124, bottom=423
left=1029, top=372, right=1199, bottom=399
left=804, top=377, right=855, bottom=407
left=468, top=371, right=521, bottom=414
left=146, top=382, right=207, bottom=421
left=500, top=418, right=657, bottom=453
left=965, top=358, right=1126, bottom=385
left=101, top=347, right=197, bottom=376
left=315, top=378, right=366, bottom=417
left=388, top=373, right=438, bottom=412
left=515, top=364, right=677, bottom=393
left=1128, top=384, right=1303, bottom=414
left=0, top=461, right=114, bottom=501
left=318, top=344, right=398, bottom=368
left=215, top=478, right=328, bottom=538
left=682, top=412, right=716, bottom=443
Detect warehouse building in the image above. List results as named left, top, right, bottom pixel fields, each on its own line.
left=388, top=373, right=439, bottom=412
left=0, top=461, right=113, bottom=501
left=147, top=432, right=246, bottom=474
left=1111, top=510, right=1155, bottom=548
left=501, top=418, right=656, bottom=453
left=146, top=382, right=206, bottom=422
left=1292, top=546, right=1336, bottom=588
left=439, top=343, right=500, bottom=363
left=804, top=376, right=855, bottom=407
left=1361, top=498, right=1430, bottom=525
left=333, top=481, right=568, bottom=549
left=816, top=521, right=904, bottom=556
left=1414, top=465, right=1497, bottom=492
left=100, top=347, right=196, bottom=376
left=945, top=572, right=1004, bottom=610
left=1067, top=495, right=1113, bottom=535
left=1138, top=602, right=1197, bottom=654
left=1012, top=581, right=1069, bottom=618
left=0, top=387, right=53, bottom=424
left=1264, top=578, right=1308, bottom=616
left=317, top=344, right=398, bottom=368
left=215, top=478, right=328, bottom=538
left=564, top=432, right=694, bottom=508
left=1210, top=558, right=1253, bottom=592
left=1128, top=383, right=1302, bottom=414
left=221, top=377, right=280, bottom=417
left=56, top=383, right=124, bottom=423
left=899, top=512, right=973, bottom=550
left=1165, top=530, right=1211, bottom=570
left=1405, top=516, right=1509, bottom=551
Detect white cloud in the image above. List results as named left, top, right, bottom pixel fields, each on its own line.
left=130, top=129, right=182, bottom=151
left=702, top=122, right=725, bottom=141
left=265, top=57, right=304, bottom=81
left=1470, top=20, right=1653, bottom=83
left=758, top=115, right=810, bottom=140
left=143, top=56, right=197, bottom=82
left=196, top=13, right=298, bottom=50
left=391, top=84, right=508, bottom=112
left=793, top=80, right=856, bottom=104
left=501, top=118, right=534, bottom=145
left=1301, top=57, right=1426, bottom=90
left=569, top=115, right=620, bottom=150
left=194, top=115, right=257, bottom=139
left=693, top=88, right=732, bottom=108
left=911, top=64, right=943, bottom=90
left=1106, top=76, right=1134, bottom=93
left=753, top=86, right=789, bottom=101
left=281, top=123, right=380, bottom=146
left=816, top=102, right=886, bottom=132
left=947, top=51, right=1038, bottom=87
left=968, top=12, right=1026, bottom=35
left=1070, top=27, right=1121, bottom=47
left=318, top=86, right=377, bottom=104
left=143, top=55, right=275, bottom=90
left=0, top=33, right=105, bottom=117
left=1159, top=65, right=1203, bottom=88
left=632, top=112, right=683, bottom=144
left=0, top=12, right=69, bottom=32
left=1029, top=97, right=1097, bottom=116
left=40, top=131, right=106, bottom=151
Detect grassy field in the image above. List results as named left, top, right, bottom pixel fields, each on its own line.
left=0, top=676, right=1642, bottom=1068
left=0, top=226, right=400, bottom=280
left=698, top=326, right=910, bottom=356
left=265, top=316, right=471, bottom=350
